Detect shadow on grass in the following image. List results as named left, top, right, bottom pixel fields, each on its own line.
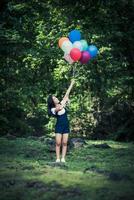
left=0, top=172, right=91, bottom=200
left=0, top=172, right=134, bottom=200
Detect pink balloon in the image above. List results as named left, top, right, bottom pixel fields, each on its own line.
left=64, top=53, right=74, bottom=64
left=80, top=51, right=91, bottom=64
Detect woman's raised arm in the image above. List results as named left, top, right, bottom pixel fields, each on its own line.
left=61, top=79, right=75, bottom=107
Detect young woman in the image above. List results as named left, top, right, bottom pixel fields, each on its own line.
left=47, top=79, right=75, bottom=163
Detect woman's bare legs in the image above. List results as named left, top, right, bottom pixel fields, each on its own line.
left=55, top=133, right=62, bottom=160
left=61, top=133, right=69, bottom=160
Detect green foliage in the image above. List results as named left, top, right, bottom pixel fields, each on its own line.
left=0, top=0, right=134, bottom=140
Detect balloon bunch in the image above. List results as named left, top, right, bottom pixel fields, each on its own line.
left=58, top=29, right=98, bottom=64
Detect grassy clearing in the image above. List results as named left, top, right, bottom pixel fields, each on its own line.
left=0, top=137, right=134, bottom=200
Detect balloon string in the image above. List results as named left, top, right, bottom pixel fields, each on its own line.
left=72, top=66, right=74, bottom=77
left=72, top=63, right=76, bottom=78
left=72, top=62, right=83, bottom=79
left=72, top=62, right=80, bottom=78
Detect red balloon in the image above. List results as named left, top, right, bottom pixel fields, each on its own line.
left=80, top=51, right=91, bottom=64
left=70, top=48, right=81, bottom=61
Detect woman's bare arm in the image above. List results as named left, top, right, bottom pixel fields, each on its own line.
left=53, top=80, right=75, bottom=113
left=61, top=79, right=75, bottom=106
left=65, top=79, right=75, bottom=97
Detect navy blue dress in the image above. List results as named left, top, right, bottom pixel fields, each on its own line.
left=55, top=109, right=70, bottom=134
left=51, top=106, right=70, bottom=134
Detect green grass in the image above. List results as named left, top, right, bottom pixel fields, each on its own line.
left=0, top=137, right=134, bottom=200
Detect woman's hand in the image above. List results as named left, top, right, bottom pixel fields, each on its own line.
left=71, top=79, right=75, bottom=85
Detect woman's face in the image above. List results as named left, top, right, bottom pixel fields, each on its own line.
left=52, top=96, right=60, bottom=105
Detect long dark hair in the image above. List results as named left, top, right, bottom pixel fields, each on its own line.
left=47, top=95, right=56, bottom=117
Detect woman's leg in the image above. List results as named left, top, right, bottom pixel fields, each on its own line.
left=61, top=133, right=69, bottom=159
left=55, top=133, right=62, bottom=160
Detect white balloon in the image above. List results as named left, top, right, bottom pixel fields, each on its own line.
left=73, top=41, right=83, bottom=51
left=61, top=40, right=73, bottom=54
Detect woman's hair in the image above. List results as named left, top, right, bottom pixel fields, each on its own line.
left=47, top=95, right=56, bottom=117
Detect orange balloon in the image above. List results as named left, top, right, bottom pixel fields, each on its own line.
left=58, top=37, right=69, bottom=48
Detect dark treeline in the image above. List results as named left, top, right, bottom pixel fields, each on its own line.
left=0, top=0, right=134, bottom=141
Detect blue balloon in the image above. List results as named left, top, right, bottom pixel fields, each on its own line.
left=69, top=30, right=81, bottom=43
left=88, top=45, right=98, bottom=58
